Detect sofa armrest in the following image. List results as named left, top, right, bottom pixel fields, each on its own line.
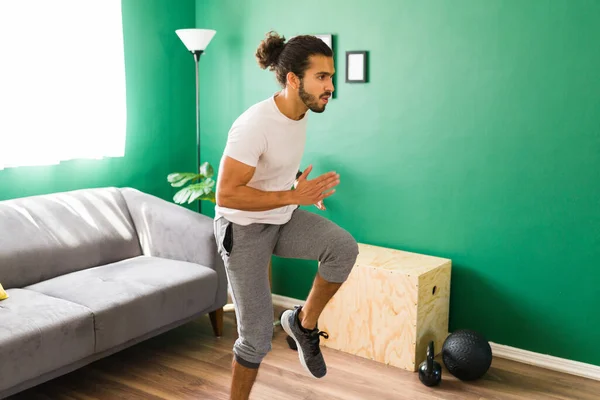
left=120, top=188, right=227, bottom=307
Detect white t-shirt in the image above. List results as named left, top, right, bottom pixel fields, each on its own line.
left=214, top=94, right=308, bottom=226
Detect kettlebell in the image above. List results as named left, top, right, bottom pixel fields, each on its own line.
left=419, top=341, right=442, bottom=387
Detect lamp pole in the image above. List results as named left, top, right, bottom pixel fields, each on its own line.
left=175, top=28, right=216, bottom=214
left=193, top=50, right=203, bottom=214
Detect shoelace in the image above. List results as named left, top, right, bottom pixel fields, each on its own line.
left=307, top=329, right=329, bottom=356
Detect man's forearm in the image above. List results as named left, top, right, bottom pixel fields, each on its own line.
left=217, top=185, right=297, bottom=211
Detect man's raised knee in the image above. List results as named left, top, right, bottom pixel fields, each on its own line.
left=339, top=231, right=359, bottom=271
left=320, top=229, right=359, bottom=283
left=341, top=231, right=359, bottom=261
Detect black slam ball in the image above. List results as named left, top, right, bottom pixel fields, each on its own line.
left=442, top=329, right=492, bottom=381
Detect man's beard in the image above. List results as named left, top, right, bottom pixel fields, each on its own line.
left=299, top=80, right=330, bottom=113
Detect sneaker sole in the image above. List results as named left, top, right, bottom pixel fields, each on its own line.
left=281, top=310, right=321, bottom=379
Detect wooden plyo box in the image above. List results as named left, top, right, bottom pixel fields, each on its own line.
left=318, top=243, right=451, bottom=372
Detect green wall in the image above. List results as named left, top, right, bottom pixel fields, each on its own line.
left=1, top=0, right=597, bottom=368
left=0, top=0, right=197, bottom=204
left=196, top=0, right=600, bottom=366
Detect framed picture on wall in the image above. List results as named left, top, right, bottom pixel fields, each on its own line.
left=315, top=34, right=336, bottom=98
left=315, top=34, right=333, bottom=49
left=346, top=51, right=367, bottom=83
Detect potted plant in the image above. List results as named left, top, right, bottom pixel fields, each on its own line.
left=167, top=161, right=216, bottom=204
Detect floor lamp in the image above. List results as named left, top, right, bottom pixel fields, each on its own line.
left=175, top=28, right=216, bottom=214
left=176, top=28, right=239, bottom=314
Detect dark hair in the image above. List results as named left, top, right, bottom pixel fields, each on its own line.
left=256, top=31, right=333, bottom=87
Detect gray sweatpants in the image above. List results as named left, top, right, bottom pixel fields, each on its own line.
left=214, top=208, right=359, bottom=369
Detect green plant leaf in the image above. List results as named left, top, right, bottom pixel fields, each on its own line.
left=167, top=172, right=203, bottom=187
left=199, top=162, right=214, bottom=178
left=188, top=187, right=205, bottom=203
left=173, top=187, right=191, bottom=204
left=169, top=163, right=216, bottom=205
left=172, top=178, right=215, bottom=204
left=202, top=191, right=216, bottom=203
left=188, top=178, right=215, bottom=194
left=191, top=192, right=216, bottom=203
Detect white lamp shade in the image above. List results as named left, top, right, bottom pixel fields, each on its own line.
left=176, top=28, right=216, bottom=52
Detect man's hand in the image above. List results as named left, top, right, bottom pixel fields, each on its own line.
left=293, top=177, right=327, bottom=210
left=315, top=199, right=326, bottom=210
left=292, top=165, right=340, bottom=206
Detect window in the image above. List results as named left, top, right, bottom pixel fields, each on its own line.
left=0, top=1, right=126, bottom=170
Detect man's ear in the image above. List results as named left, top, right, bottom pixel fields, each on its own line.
left=286, top=72, right=300, bottom=90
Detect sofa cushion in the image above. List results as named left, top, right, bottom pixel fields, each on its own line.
left=0, top=289, right=95, bottom=393
left=25, top=256, right=218, bottom=352
left=0, top=187, right=142, bottom=289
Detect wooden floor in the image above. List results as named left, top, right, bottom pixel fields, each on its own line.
left=9, top=311, right=600, bottom=400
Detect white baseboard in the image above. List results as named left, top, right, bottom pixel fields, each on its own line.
left=489, top=342, right=600, bottom=381
left=272, top=294, right=305, bottom=310
left=271, top=294, right=600, bottom=381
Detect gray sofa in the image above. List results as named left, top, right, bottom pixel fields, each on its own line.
left=0, top=187, right=227, bottom=399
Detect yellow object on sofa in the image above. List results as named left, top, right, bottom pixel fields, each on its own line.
left=0, top=283, right=8, bottom=300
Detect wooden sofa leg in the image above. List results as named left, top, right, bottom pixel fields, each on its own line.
left=209, top=307, right=224, bottom=337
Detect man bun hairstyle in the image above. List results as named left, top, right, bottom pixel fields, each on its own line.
left=255, top=31, right=333, bottom=87
left=256, top=31, right=286, bottom=70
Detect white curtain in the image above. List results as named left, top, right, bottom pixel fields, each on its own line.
left=0, top=1, right=126, bottom=170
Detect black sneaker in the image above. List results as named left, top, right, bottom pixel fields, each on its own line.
left=281, top=306, right=329, bottom=378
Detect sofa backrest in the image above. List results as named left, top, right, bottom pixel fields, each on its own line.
left=0, top=187, right=142, bottom=289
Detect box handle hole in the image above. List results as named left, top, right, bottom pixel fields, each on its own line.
left=432, top=286, right=437, bottom=295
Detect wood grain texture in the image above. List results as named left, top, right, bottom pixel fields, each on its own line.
left=209, top=307, right=224, bottom=337
left=416, top=262, right=452, bottom=370
left=354, top=243, right=451, bottom=275
left=318, top=243, right=451, bottom=371
left=8, top=309, right=600, bottom=400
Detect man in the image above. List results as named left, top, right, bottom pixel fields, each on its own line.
left=214, top=31, right=359, bottom=400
